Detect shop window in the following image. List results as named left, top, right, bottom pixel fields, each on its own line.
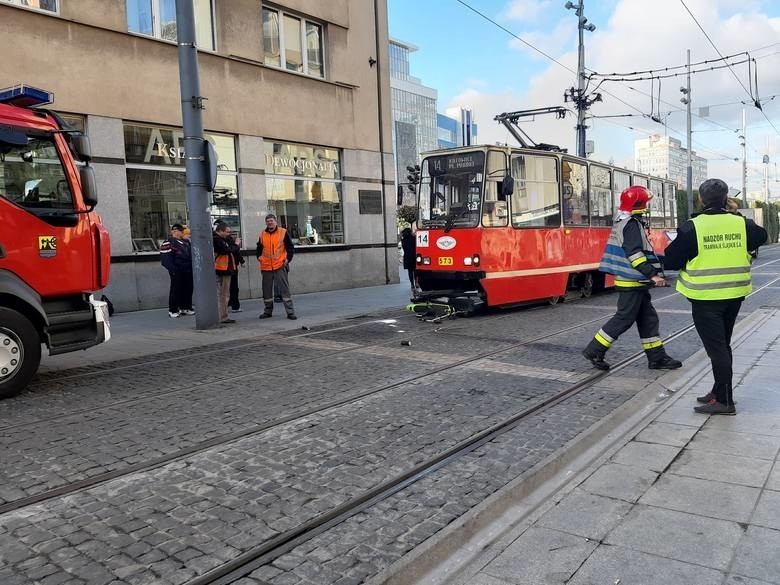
left=562, top=159, right=588, bottom=226
left=1, top=0, right=57, bottom=13
left=262, top=6, right=325, bottom=78
left=264, top=142, right=342, bottom=245
left=124, top=123, right=237, bottom=250
left=127, top=0, right=215, bottom=51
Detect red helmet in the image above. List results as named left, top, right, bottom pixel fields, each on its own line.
left=619, top=185, right=653, bottom=212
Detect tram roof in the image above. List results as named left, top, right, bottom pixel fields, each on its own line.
left=419, top=144, right=676, bottom=185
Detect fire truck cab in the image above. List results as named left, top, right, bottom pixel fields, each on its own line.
left=0, top=85, right=111, bottom=398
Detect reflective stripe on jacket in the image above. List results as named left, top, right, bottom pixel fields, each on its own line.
left=598, top=216, right=660, bottom=289
left=676, top=213, right=751, bottom=300
left=259, top=227, right=288, bottom=271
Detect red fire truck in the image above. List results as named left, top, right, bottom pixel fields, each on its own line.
left=0, top=85, right=111, bottom=398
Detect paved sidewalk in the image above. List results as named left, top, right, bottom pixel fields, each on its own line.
left=444, top=308, right=780, bottom=585
left=39, top=278, right=412, bottom=373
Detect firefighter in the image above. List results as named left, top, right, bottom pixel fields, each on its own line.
left=664, top=179, right=767, bottom=414
left=583, top=186, right=682, bottom=371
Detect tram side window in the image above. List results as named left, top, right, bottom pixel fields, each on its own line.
left=590, top=165, right=612, bottom=226
left=509, top=155, right=560, bottom=228
left=562, top=160, right=588, bottom=226
left=663, top=183, right=676, bottom=227
left=614, top=170, right=631, bottom=211
left=648, top=180, right=664, bottom=227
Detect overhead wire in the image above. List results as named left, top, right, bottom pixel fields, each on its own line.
left=453, top=0, right=770, bottom=160
left=679, top=0, right=780, bottom=137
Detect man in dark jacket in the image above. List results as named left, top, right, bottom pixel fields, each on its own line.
left=160, top=223, right=194, bottom=318
left=664, top=179, right=767, bottom=414
left=213, top=222, right=240, bottom=324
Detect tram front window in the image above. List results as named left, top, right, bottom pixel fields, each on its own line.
left=417, top=151, right=484, bottom=229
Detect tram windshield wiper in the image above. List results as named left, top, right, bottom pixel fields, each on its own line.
left=443, top=204, right=473, bottom=233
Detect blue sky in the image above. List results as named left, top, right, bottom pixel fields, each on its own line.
left=388, top=0, right=780, bottom=197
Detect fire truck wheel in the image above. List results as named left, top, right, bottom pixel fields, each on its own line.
left=0, top=308, right=41, bottom=399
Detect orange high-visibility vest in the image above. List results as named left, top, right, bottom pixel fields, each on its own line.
left=258, top=227, right=288, bottom=271
left=215, top=253, right=231, bottom=271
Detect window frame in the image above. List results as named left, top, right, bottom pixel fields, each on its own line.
left=0, top=0, right=58, bottom=14
left=561, top=156, right=589, bottom=227
left=508, top=152, right=561, bottom=229
left=126, top=0, right=216, bottom=51
left=261, top=5, right=326, bottom=79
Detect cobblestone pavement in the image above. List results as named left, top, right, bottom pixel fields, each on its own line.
left=0, top=254, right=778, bottom=585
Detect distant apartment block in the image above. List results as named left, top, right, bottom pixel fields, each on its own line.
left=634, top=135, right=707, bottom=190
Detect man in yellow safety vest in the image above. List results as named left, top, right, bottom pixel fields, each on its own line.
left=664, top=179, right=767, bottom=415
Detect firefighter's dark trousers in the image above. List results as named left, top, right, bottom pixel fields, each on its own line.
left=691, top=298, right=742, bottom=406
left=586, top=288, right=666, bottom=360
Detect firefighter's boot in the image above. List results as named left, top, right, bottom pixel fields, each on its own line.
left=582, top=339, right=610, bottom=371
left=646, top=347, right=683, bottom=370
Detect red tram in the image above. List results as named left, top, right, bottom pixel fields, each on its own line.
left=412, top=145, right=678, bottom=310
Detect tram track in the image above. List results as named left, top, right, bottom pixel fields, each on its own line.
left=0, top=310, right=615, bottom=515
left=178, top=309, right=722, bottom=585
left=2, top=271, right=777, bottom=517
left=0, top=254, right=777, bottom=585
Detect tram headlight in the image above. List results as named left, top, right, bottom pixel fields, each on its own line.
left=422, top=257, right=431, bottom=265
left=416, top=254, right=423, bottom=264
left=464, top=257, right=472, bottom=266
left=472, top=254, right=481, bottom=266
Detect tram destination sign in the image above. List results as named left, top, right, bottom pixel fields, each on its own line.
left=429, top=151, right=484, bottom=176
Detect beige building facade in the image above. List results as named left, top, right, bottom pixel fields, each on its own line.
left=634, top=134, right=708, bottom=191
left=0, top=0, right=397, bottom=311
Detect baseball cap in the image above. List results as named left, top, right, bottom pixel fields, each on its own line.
left=171, top=223, right=184, bottom=231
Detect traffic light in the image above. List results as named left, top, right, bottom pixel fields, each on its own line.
left=406, top=164, right=421, bottom=194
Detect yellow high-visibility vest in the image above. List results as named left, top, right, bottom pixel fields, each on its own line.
left=676, top=213, right=752, bottom=300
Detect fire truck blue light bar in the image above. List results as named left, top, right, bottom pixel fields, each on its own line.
left=0, top=85, right=54, bottom=108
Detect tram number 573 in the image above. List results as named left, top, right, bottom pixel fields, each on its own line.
left=438, top=257, right=453, bottom=266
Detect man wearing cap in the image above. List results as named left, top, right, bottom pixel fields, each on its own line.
left=664, top=178, right=767, bottom=415
left=256, top=213, right=297, bottom=320
left=160, top=223, right=194, bottom=318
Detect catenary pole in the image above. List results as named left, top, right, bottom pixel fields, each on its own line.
left=575, top=3, right=586, bottom=157
left=176, top=0, right=219, bottom=328
left=741, top=108, right=747, bottom=208
left=685, top=49, right=693, bottom=218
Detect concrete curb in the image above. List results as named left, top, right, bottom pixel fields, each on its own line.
left=369, top=308, right=775, bottom=585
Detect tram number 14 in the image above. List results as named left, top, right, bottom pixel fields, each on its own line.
left=416, top=231, right=429, bottom=247
left=438, top=257, right=453, bottom=266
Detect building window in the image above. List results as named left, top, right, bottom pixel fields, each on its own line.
left=262, top=6, right=325, bottom=78
left=1, top=0, right=57, bottom=12
left=264, top=142, right=342, bottom=245
left=124, top=123, right=238, bottom=251
left=127, top=0, right=215, bottom=51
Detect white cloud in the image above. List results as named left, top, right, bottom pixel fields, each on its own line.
left=508, top=18, right=575, bottom=61
left=449, top=0, right=780, bottom=192
left=502, top=0, right=554, bottom=23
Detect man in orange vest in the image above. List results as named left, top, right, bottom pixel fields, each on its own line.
left=256, top=213, right=297, bottom=320
left=214, top=222, right=240, bottom=324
